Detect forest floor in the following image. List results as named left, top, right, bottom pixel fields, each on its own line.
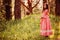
left=0, top=13, right=60, bottom=40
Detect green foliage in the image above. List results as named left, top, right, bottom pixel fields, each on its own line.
left=0, top=14, right=60, bottom=40
left=0, top=14, right=41, bottom=40
left=50, top=14, right=60, bottom=29
left=50, top=14, right=60, bottom=39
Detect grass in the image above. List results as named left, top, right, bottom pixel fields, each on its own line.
left=0, top=13, right=60, bottom=40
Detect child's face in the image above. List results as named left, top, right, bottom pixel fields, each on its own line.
left=43, top=3, right=46, bottom=8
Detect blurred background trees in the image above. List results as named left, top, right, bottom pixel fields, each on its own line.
left=0, top=0, right=43, bottom=20
left=1, top=0, right=60, bottom=20
left=0, top=0, right=60, bottom=40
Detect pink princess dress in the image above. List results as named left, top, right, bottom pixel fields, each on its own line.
left=40, top=9, right=52, bottom=36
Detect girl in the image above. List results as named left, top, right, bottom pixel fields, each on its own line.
left=40, top=2, right=52, bottom=37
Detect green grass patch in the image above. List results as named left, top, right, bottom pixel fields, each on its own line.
left=0, top=14, right=60, bottom=40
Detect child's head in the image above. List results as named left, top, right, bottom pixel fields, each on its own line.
left=43, top=2, right=48, bottom=10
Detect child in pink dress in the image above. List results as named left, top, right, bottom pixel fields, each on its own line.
left=40, top=3, right=52, bottom=37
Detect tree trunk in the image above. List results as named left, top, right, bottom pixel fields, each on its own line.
left=11, top=0, right=15, bottom=20
left=26, top=0, right=32, bottom=15
left=28, top=0, right=32, bottom=13
left=3, top=0, right=12, bottom=20
left=14, top=0, right=21, bottom=19
left=28, top=4, right=32, bottom=13
left=55, top=0, right=60, bottom=16
left=0, top=0, right=2, bottom=11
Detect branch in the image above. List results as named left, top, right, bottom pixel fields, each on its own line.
left=20, top=0, right=29, bottom=10
left=32, top=0, right=40, bottom=9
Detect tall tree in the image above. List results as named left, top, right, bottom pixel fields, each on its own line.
left=20, top=0, right=40, bottom=15
left=55, top=0, right=60, bottom=16
left=3, top=0, right=12, bottom=20
left=0, top=0, right=2, bottom=12
left=14, top=0, right=21, bottom=19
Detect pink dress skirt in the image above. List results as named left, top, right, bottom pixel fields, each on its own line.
left=40, top=9, right=52, bottom=36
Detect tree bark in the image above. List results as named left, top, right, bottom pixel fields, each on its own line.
left=14, top=0, right=21, bottom=19
left=0, top=1, right=1, bottom=10
left=28, top=0, right=32, bottom=14
left=3, top=0, right=12, bottom=20
left=55, top=0, right=60, bottom=16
